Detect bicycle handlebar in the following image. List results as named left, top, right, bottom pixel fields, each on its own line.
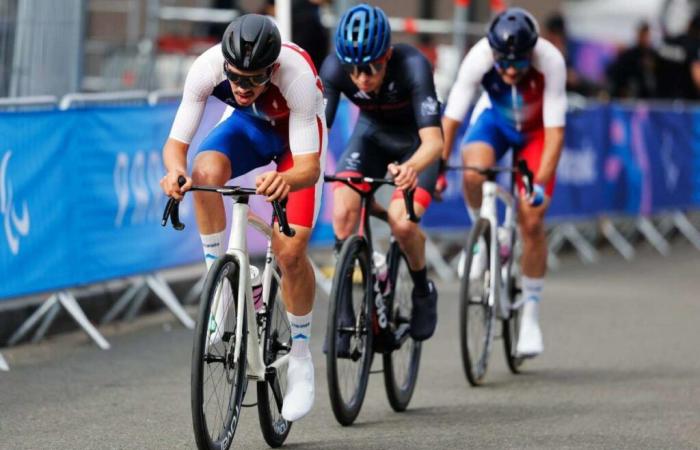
left=446, top=160, right=535, bottom=197
left=161, top=176, right=296, bottom=237
left=323, top=174, right=420, bottom=223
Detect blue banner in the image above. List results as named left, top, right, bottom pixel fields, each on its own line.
left=0, top=105, right=202, bottom=299
left=3, top=98, right=700, bottom=299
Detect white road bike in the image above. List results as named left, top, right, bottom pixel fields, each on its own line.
left=453, top=160, right=534, bottom=386
left=162, top=177, right=296, bottom=449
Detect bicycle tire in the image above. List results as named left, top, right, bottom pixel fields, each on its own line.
left=502, top=268, right=525, bottom=374
left=383, top=243, right=422, bottom=412
left=459, top=218, right=496, bottom=386
left=191, top=255, right=247, bottom=450
left=257, top=265, right=292, bottom=447
left=326, top=235, right=374, bottom=426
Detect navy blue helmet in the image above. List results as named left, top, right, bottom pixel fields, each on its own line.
left=487, top=8, right=539, bottom=60
left=335, top=4, right=391, bottom=64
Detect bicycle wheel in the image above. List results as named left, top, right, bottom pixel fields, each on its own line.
left=459, top=218, right=496, bottom=386
left=383, top=244, right=422, bottom=412
left=326, top=235, right=374, bottom=426
left=256, top=265, right=292, bottom=447
left=191, top=255, right=247, bottom=450
left=502, top=261, right=525, bottom=374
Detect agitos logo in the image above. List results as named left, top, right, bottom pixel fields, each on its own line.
left=0, top=151, right=30, bottom=255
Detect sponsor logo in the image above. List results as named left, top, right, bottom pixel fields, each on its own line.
left=557, top=144, right=597, bottom=186
left=420, top=96, right=438, bottom=116
left=0, top=151, right=30, bottom=255
left=353, top=90, right=371, bottom=100
left=114, top=150, right=182, bottom=227
left=374, top=279, right=388, bottom=329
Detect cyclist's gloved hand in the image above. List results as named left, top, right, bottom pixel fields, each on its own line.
left=161, top=170, right=191, bottom=201
left=524, top=183, right=545, bottom=207
left=388, top=162, right=418, bottom=192
left=256, top=170, right=291, bottom=202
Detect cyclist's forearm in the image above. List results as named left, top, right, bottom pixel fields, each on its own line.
left=282, top=153, right=321, bottom=191
left=441, top=116, right=461, bottom=161
left=536, top=126, right=565, bottom=186
left=405, top=126, right=443, bottom=172
left=163, top=138, right=190, bottom=173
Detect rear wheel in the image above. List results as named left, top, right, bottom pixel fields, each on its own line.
left=257, top=265, right=292, bottom=447
left=459, top=218, right=496, bottom=386
left=383, top=244, right=421, bottom=412
left=191, top=255, right=247, bottom=450
left=326, top=235, right=374, bottom=426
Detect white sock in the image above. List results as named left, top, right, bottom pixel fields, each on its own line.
left=467, top=207, right=481, bottom=223
left=201, top=231, right=227, bottom=271
left=288, top=311, right=312, bottom=358
left=522, top=276, right=544, bottom=303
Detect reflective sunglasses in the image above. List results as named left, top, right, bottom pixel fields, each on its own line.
left=495, top=58, right=531, bottom=71
left=342, top=60, right=386, bottom=77
left=223, top=63, right=272, bottom=89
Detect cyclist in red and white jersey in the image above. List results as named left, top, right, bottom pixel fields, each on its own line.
left=160, top=14, right=325, bottom=422
left=440, top=8, right=567, bottom=358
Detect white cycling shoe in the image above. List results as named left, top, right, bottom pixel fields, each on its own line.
left=281, top=355, right=315, bottom=422
left=516, top=301, right=543, bottom=357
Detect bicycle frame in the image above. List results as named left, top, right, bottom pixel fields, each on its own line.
left=478, top=180, right=518, bottom=320
left=224, top=196, right=289, bottom=382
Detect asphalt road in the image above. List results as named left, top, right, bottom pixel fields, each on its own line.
left=2, top=244, right=699, bottom=449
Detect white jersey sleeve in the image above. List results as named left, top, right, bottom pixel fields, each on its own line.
left=168, top=45, right=225, bottom=144
left=444, top=38, right=494, bottom=122
left=273, top=44, right=326, bottom=155
left=531, top=39, right=567, bottom=128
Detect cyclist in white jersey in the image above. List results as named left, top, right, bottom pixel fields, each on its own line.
left=159, top=14, right=326, bottom=422
left=440, top=8, right=567, bottom=358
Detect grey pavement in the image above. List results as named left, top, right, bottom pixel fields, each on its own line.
left=1, top=243, right=699, bottom=449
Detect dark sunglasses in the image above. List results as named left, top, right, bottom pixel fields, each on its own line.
left=342, top=60, right=386, bottom=77
left=223, top=63, right=272, bottom=88
left=495, top=58, right=531, bottom=70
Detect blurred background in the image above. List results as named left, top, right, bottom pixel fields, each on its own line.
left=2, top=0, right=700, bottom=101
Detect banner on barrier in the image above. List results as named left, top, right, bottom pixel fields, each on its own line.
left=0, top=105, right=202, bottom=299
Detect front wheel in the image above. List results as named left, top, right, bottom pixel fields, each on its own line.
left=502, top=269, right=525, bottom=374
left=459, top=218, right=497, bottom=386
left=257, top=265, right=292, bottom=447
left=326, top=235, right=374, bottom=426
left=191, top=255, right=247, bottom=450
left=383, top=244, right=421, bottom=412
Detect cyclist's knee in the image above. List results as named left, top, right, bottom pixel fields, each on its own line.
left=389, top=215, right=418, bottom=243
left=519, top=213, right=545, bottom=238
left=463, top=170, right=484, bottom=189
left=192, top=155, right=231, bottom=185
left=332, top=205, right=357, bottom=236
left=274, top=237, right=309, bottom=275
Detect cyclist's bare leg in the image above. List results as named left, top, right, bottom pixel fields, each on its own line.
left=191, top=151, right=232, bottom=233
left=332, top=185, right=362, bottom=240
left=461, top=142, right=496, bottom=210
left=518, top=197, right=550, bottom=278
left=272, top=225, right=315, bottom=315
left=273, top=224, right=316, bottom=421
left=387, top=199, right=427, bottom=271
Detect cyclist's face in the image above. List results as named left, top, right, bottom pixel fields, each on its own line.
left=493, top=52, right=532, bottom=85
left=347, top=49, right=392, bottom=93
left=224, top=63, right=274, bottom=106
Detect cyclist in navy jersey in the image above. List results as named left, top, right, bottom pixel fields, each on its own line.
left=320, top=4, right=443, bottom=344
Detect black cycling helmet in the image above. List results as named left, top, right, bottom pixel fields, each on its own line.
left=487, top=7, right=539, bottom=60
left=222, top=14, right=281, bottom=71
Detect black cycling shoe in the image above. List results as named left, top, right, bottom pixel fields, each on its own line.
left=409, top=280, right=438, bottom=341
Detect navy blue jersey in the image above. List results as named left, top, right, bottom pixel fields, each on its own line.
left=320, top=43, right=441, bottom=131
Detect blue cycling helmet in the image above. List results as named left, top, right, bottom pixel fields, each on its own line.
left=335, top=4, right=391, bottom=64
left=487, top=7, right=539, bottom=59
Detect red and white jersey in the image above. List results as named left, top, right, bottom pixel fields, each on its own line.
left=444, top=37, right=567, bottom=132
left=169, top=42, right=327, bottom=155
